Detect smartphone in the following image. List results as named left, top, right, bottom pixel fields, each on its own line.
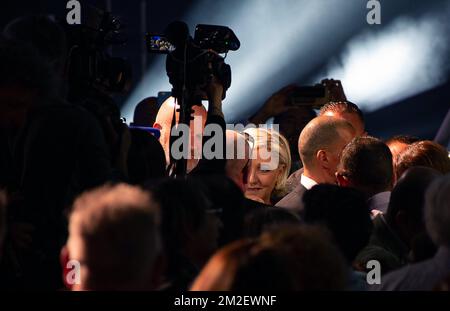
left=289, top=85, right=327, bottom=109
left=146, top=34, right=175, bottom=54
left=290, top=86, right=326, bottom=99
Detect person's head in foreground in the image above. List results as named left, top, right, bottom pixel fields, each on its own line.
left=0, top=36, right=57, bottom=129
left=336, top=136, right=394, bottom=198
left=385, top=167, right=442, bottom=251
left=425, top=174, right=450, bottom=252
left=191, top=225, right=347, bottom=290
left=244, top=128, right=291, bottom=204
left=303, top=184, right=372, bottom=264
left=149, top=177, right=223, bottom=290
left=62, top=183, right=161, bottom=290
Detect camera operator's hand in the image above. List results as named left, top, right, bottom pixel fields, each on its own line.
left=206, top=75, right=224, bottom=118
left=249, top=84, right=299, bottom=124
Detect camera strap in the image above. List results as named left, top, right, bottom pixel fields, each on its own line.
left=167, top=97, right=179, bottom=177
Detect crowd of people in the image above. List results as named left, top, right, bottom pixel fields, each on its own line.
left=0, top=15, right=449, bottom=291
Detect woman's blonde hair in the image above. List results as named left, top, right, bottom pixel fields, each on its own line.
left=244, top=127, right=291, bottom=197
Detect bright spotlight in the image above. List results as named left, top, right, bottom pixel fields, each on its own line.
left=316, top=6, right=450, bottom=111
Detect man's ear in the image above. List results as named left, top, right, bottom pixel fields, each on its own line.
left=336, top=172, right=350, bottom=187
left=316, top=150, right=328, bottom=167
left=60, top=245, right=73, bottom=290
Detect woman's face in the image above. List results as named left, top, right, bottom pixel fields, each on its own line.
left=245, top=148, right=284, bottom=204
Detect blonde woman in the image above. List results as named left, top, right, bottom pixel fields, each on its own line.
left=244, top=128, right=291, bottom=205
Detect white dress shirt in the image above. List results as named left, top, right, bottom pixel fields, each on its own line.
left=300, top=174, right=318, bottom=190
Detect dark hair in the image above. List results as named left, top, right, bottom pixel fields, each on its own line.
left=385, top=135, right=420, bottom=146
left=338, top=136, right=393, bottom=195
left=127, top=128, right=167, bottom=184
left=386, top=166, right=441, bottom=225
left=396, top=141, right=450, bottom=178
left=303, top=184, right=372, bottom=263
left=132, top=97, right=159, bottom=127
left=148, top=177, right=210, bottom=250
left=319, top=101, right=364, bottom=125
left=192, top=174, right=245, bottom=246
left=3, top=15, right=67, bottom=69
left=0, top=35, right=57, bottom=103
left=147, top=177, right=212, bottom=286
left=243, top=207, right=301, bottom=238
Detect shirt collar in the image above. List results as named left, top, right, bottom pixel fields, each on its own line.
left=300, top=174, right=318, bottom=190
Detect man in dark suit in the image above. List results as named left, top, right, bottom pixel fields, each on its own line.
left=276, top=116, right=355, bottom=214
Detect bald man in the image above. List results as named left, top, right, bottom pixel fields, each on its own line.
left=276, top=116, right=356, bottom=213
left=153, top=96, right=207, bottom=173
left=285, top=101, right=365, bottom=193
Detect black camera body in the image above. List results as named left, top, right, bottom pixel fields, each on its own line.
left=64, top=6, right=132, bottom=97
left=63, top=6, right=131, bottom=156
left=166, top=41, right=232, bottom=101
left=148, top=22, right=240, bottom=103
left=147, top=21, right=239, bottom=177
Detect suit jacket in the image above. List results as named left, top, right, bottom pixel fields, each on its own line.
left=275, top=183, right=307, bottom=215
left=285, top=168, right=303, bottom=193
left=371, top=246, right=450, bottom=291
